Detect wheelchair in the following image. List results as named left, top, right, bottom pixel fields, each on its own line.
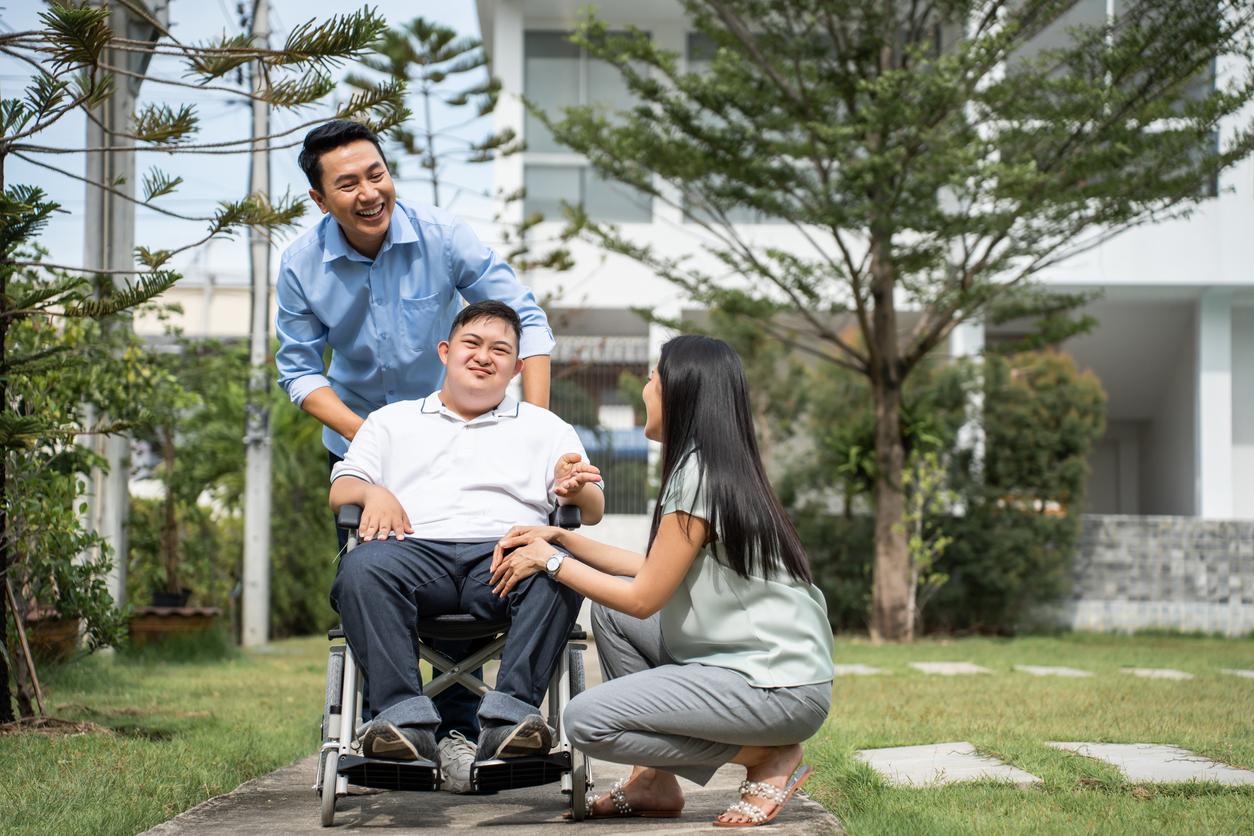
left=315, top=504, right=594, bottom=826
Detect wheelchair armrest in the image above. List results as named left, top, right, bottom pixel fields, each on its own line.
left=550, top=505, right=581, bottom=530
left=336, top=505, right=362, bottom=530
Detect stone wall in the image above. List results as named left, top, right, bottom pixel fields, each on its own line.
left=1049, top=515, right=1254, bottom=637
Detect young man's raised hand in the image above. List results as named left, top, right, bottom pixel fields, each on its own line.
left=554, top=452, right=601, bottom=497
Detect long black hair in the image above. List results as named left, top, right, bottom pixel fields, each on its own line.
left=646, top=335, right=812, bottom=583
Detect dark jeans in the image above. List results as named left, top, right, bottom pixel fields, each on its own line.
left=329, top=451, right=481, bottom=742
left=329, top=537, right=584, bottom=733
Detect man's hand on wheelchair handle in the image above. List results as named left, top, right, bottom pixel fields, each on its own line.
left=554, top=452, right=601, bottom=497
left=490, top=537, right=554, bottom=597
left=359, top=484, right=415, bottom=541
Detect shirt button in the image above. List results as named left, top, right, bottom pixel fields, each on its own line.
left=382, top=363, right=389, bottom=370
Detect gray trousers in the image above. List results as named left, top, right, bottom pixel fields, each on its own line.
left=564, top=603, right=832, bottom=786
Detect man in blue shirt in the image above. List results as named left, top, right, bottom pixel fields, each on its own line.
left=275, top=121, right=555, bottom=792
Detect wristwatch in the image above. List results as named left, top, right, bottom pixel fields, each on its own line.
left=545, top=550, right=567, bottom=580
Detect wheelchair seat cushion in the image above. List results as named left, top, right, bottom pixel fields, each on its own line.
left=414, top=614, right=512, bottom=640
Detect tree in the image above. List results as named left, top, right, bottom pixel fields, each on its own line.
left=351, top=17, right=574, bottom=273
left=0, top=1, right=404, bottom=720
left=535, top=0, right=1254, bottom=640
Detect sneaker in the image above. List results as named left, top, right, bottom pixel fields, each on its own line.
left=438, top=730, right=478, bottom=793
left=360, top=719, right=438, bottom=763
left=475, top=714, right=553, bottom=761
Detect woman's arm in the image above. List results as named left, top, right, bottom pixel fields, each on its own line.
left=493, top=527, right=645, bottom=577
left=491, top=513, right=707, bottom=619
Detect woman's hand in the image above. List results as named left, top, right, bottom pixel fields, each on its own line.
left=490, top=539, right=558, bottom=597
left=490, top=525, right=563, bottom=572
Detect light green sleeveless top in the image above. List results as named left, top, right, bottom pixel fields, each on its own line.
left=658, top=453, right=836, bottom=688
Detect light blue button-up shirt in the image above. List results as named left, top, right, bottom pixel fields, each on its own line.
left=275, top=199, right=555, bottom=457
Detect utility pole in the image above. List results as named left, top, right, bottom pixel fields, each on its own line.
left=83, top=0, right=167, bottom=610
left=241, top=0, right=273, bottom=646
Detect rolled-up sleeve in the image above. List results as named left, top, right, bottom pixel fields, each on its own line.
left=446, top=218, right=555, bottom=359
left=275, top=257, right=332, bottom=407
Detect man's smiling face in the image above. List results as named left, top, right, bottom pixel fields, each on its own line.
left=437, top=316, right=523, bottom=417
left=308, top=138, right=396, bottom=259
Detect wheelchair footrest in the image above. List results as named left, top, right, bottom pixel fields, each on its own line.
left=471, top=751, right=572, bottom=793
left=336, top=754, right=442, bottom=792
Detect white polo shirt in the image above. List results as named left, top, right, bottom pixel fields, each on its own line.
left=330, top=392, right=598, bottom=542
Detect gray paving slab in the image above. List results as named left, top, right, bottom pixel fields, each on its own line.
left=1013, top=666, right=1094, bottom=678
left=1119, top=667, right=1194, bottom=680
left=1220, top=669, right=1254, bottom=679
left=856, top=742, right=1039, bottom=787
left=1045, top=742, right=1254, bottom=785
left=137, top=756, right=843, bottom=835
left=831, top=664, right=888, bottom=676
left=908, top=662, right=994, bottom=675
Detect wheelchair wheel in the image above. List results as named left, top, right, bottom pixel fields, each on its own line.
left=566, top=645, right=590, bottom=820
left=320, top=750, right=338, bottom=827
left=569, top=647, right=584, bottom=696
left=321, top=646, right=345, bottom=741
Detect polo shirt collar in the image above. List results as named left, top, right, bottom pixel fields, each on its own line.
left=419, top=392, right=522, bottom=422
left=321, top=203, right=420, bottom=264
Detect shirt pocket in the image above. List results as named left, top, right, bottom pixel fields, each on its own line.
left=400, top=293, right=442, bottom=351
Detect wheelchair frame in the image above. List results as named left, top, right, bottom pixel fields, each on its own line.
left=315, top=504, right=593, bottom=826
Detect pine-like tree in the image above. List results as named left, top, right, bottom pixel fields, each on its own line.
left=0, top=1, right=406, bottom=720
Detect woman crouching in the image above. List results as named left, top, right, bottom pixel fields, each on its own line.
left=490, top=334, right=834, bottom=827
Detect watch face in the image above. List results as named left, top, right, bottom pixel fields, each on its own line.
left=547, top=555, right=561, bottom=571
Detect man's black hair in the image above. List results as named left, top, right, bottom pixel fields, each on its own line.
left=448, top=300, right=523, bottom=351
left=298, top=121, right=386, bottom=193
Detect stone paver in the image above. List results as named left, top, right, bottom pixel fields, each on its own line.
left=1046, top=742, right=1254, bottom=786
left=909, top=661, right=994, bottom=675
left=1120, top=667, right=1193, bottom=680
left=1220, top=668, right=1254, bottom=679
left=1014, top=665, right=1094, bottom=677
left=856, top=742, right=1039, bottom=787
left=832, top=664, right=888, bottom=675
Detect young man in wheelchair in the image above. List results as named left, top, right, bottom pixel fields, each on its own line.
left=328, top=300, right=604, bottom=774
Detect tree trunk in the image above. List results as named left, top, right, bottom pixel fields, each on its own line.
left=159, top=424, right=180, bottom=595
left=870, top=378, right=911, bottom=641
left=868, top=237, right=912, bottom=642
left=0, top=153, right=15, bottom=724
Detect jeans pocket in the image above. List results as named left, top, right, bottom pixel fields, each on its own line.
left=400, top=292, right=442, bottom=351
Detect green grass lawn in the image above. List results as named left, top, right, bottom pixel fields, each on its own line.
left=0, top=634, right=332, bottom=836
left=803, top=632, right=1254, bottom=836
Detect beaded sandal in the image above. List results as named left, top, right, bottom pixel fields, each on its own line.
left=564, top=778, right=683, bottom=819
left=714, top=764, right=814, bottom=828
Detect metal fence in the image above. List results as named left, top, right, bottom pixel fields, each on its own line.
left=548, top=336, right=651, bottom=515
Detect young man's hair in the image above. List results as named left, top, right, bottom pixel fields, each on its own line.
left=298, top=121, right=385, bottom=193
left=448, top=300, right=523, bottom=351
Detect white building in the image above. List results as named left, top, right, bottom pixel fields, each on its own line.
left=474, top=0, right=1254, bottom=522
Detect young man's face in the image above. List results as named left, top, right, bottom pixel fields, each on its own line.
left=438, top=316, right=523, bottom=405
left=308, top=139, right=396, bottom=254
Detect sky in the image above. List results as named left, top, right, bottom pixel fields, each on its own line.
left=0, top=0, right=493, bottom=284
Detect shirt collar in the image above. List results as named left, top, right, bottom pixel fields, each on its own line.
left=419, top=392, right=521, bottom=421
left=321, top=203, right=420, bottom=264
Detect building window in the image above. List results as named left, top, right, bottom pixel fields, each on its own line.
left=524, top=30, right=644, bottom=150
left=523, top=31, right=652, bottom=223
left=524, top=164, right=652, bottom=223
